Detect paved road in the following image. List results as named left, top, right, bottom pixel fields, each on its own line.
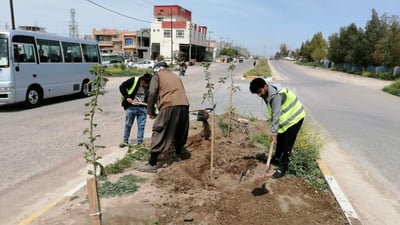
left=269, top=60, right=400, bottom=225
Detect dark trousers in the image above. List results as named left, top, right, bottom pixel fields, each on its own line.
left=274, top=118, right=304, bottom=172
left=149, top=105, right=189, bottom=166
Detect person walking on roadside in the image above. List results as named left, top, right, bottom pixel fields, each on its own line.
left=119, top=73, right=152, bottom=148
left=179, top=58, right=187, bottom=76
left=136, top=61, right=190, bottom=173
left=249, top=78, right=305, bottom=179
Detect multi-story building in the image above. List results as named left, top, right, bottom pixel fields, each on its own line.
left=151, top=5, right=209, bottom=64
left=91, top=5, right=210, bottom=63
left=136, top=28, right=151, bottom=60
left=92, top=28, right=122, bottom=54
left=92, top=28, right=151, bottom=60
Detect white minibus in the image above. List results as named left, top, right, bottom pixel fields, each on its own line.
left=0, top=30, right=101, bottom=107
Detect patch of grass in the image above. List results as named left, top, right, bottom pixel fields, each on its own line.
left=383, top=79, right=400, bottom=96
left=252, top=133, right=271, bottom=147
left=144, top=216, right=160, bottom=225
left=98, top=174, right=146, bottom=198
left=106, top=67, right=152, bottom=77
left=102, top=145, right=150, bottom=177
left=243, top=58, right=271, bottom=78
left=217, top=118, right=230, bottom=137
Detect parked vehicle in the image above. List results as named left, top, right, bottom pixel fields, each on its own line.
left=129, top=60, right=155, bottom=69
left=101, top=53, right=124, bottom=68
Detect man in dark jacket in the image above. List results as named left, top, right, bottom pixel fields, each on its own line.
left=119, top=73, right=152, bottom=148
left=136, top=62, right=189, bottom=173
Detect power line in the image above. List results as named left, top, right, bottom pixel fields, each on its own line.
left=85, top=0, right=151, bottom=24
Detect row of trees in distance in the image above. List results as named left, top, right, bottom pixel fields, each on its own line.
left=276, top=9, right=400, bottom=69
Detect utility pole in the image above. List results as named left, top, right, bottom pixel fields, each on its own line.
left=208, top=31, right=213, bottom=61
left=9, top=0, right=15, bottom=30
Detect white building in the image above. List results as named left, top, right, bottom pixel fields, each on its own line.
left=151, top=5, right=209, bottom=64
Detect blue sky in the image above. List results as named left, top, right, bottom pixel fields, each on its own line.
left=1, top=0, right=399, bottom=57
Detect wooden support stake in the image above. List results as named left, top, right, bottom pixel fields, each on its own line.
left=210, top=111, right=215, bottom=177
left=87, top=177, right=102, bottom=225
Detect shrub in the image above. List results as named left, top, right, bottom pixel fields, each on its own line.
left=289, top=123, right=327, bottom=189
left=377, top=72, right=397, bottom=80
left=361, top=71, right=374, bottom=78
left=383, top=79, right=400, bottom=96
left=119, top=63, right=127, bottom=71
left=217, top=118, right=230, bottom=137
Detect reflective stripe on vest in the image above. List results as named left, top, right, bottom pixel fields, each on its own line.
left=267, top=87, right=305, bottom=133
left=120, top=77, right=139, bottom=102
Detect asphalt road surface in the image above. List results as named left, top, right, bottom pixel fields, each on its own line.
left=269, top=60, right=400, bottom=225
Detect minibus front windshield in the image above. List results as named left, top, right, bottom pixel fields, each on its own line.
left=0, top=38, right=9, bottom=68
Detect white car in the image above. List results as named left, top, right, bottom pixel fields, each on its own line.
left=130, top=60, right=156, bottom=69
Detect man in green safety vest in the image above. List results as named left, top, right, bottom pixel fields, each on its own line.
left=250, top=78, right=305, bottom=179
left=119, top=73, right=152, bottom=148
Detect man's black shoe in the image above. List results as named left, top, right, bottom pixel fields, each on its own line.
left=174, top=153, right=182, bottom=162
left=271, top=169, right=285, bottom=179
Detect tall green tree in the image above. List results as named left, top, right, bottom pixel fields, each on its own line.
left=377, top=17, right=400, bottom=67
left=299, top=41, right=312, bottom=62
left=279, top=43, right=290, bottom=57
left=365, top=9, right=386, bottom=66
left=220, top=48, right=238, bottom=57
left=327, top=32, right=343, bottom=64
left=307, top=32, right=327, bottom=62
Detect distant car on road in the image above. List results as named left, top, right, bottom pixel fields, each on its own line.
left=101, top=53, right=124, bottom=68
left=102, top=59, right=123, bottom=68
left=129, top=60, right=156, bottom=69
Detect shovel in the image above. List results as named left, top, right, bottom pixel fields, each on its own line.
left=264, top=141, right=275, bottom=178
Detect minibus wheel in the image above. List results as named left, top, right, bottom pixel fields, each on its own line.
left=24, top=86, right=43, bottom=108
left=79, top=79, right=91, bottom=97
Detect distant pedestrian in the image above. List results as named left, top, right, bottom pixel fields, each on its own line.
left=119, top=73, right=152, bottom=148
left=249, top=78, right=305, bottom=179
left=253, top=60, right=256, bottom=67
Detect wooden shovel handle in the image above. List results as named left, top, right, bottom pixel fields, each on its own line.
left=265, top=142, right=275, bottom=172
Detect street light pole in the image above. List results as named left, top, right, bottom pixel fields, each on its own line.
left=208, top=31, right=213, bottom=61
left=188, top=23, right=192, bottom=63
left=9, top=0, right=15, bottom=30
left=170, top=8, right=173, bottom=65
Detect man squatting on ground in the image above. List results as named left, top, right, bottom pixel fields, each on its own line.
left=137, top=62, right=190, bottom=173
left=250, top=78, right=306, bottom=179
left=119, top=73, right=152, bottom=147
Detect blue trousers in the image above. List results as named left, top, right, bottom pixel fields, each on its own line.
left=123, top=106, right=147, bottom=144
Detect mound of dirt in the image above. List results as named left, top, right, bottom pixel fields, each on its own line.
left=31, top=114, right=347, bottom=225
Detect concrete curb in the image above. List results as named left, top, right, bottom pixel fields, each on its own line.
left=317, top=159, right=363, bottom=225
